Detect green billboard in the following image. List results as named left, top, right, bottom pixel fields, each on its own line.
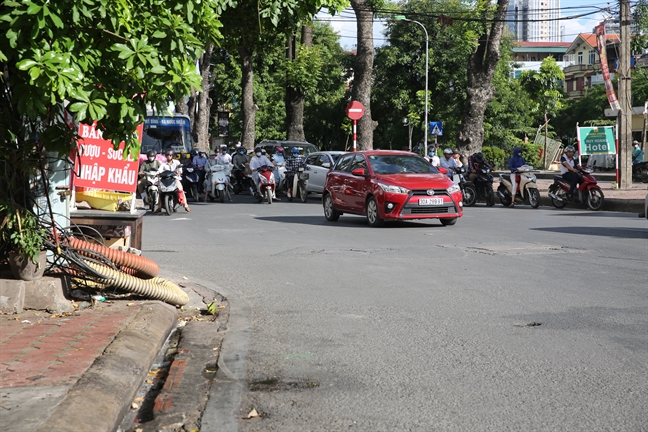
left=577, top=126, right=616, bottom=155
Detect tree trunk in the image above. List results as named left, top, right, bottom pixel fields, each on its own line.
left=286, top=26, right=312, bottom=141
left=456, top=0, right=509, bottom=159
left=175, top=96, right=188, bottom=115
left=239, top=44, right=256, bottom=150
left=350, top=0, right=378, bottom=150
left=194, top=43, right=214, bottom=151
left=187, top=88, right=197, bottom=140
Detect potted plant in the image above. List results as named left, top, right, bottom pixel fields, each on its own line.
left=0, top=202, right=47, bottom=281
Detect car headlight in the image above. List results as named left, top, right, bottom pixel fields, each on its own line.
left=377, top=182, right=409, bottom=194
left=447, top=184, right=461, bottom=194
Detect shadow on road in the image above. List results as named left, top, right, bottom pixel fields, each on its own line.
left=532, top=226, right=648, bottom=239
left=254, top=215, right=448, bottom=229
left=543, top=210, right=640, bottom=218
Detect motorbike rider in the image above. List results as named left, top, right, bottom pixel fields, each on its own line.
left=215, top=145, right=233, bottom=201
left=232, top=146, right=248, bottom=169
left=508, top=147, right=526, bottom=207
left=284, top=147, right=307, bottom=199
left=452, top=149, right=464, bottom=168
left=138, top=150, right=161, bottom=204
left=425, top=146, right=440, bottom=167
left=468, top=152, right=490, bottom=182
left=632, top=141, right=644, bottom=164
left=249, top=146, right=278, bottom=199
left=439, top=148, right=460, bottom=179
left=560, top=145, right=582, bottom=199
left=157, top=149, right=190, bottom=212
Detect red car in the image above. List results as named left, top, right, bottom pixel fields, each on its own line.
left=322, top=151, right=463, bottom=227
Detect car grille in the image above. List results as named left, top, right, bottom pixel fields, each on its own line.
left=411, top=189, right=449, bottom=196
left=404, top=206, right=455, bottom=215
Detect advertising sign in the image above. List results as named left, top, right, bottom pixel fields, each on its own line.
left=73, top=122, right=143, bottom=193
left=577, top=126, right=616, bottom=155
left=595, top=23, right=621, bottom=111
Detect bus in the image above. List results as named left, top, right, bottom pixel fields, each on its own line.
left=141, top=114, right=193, bottom=155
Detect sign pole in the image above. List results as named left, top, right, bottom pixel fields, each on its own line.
left=353, top=120, right=357, bottom=152
left=346, top=101, right=364, bottom=152
left=615, top=116, right=620, bottom=187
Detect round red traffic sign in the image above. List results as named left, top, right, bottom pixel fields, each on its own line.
left=346, top=101, right=365, bottom=120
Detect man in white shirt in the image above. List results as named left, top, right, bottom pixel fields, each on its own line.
left=249, top=146, right=276, bottom=198
left=439, top=148, right=459, bottom=179
left=560, top=145, right=581, bottom=198
left=157, top=150, right=190, bottom=212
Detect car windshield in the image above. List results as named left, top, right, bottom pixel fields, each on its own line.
left=368, top=155, right=439, bottom=175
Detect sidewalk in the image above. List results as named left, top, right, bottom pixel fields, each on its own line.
left=0, top=300, right=177, bottom=432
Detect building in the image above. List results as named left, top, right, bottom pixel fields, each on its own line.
left=509, top=41, right=571, bottom=77
left=506, top=0, right=561, bottom=43
left=562, top=33, right=620, bottom=99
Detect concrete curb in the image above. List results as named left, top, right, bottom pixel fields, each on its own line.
left=36, top=301, right=178, bottom=432
left=538, top=195, right=644, bottom=214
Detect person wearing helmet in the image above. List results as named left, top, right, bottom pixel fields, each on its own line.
left=508, top=147, right=526, bottom=207
left=424, top=146, right=440, bottom=167
left=157, top=149, right=190, bottom=212
left=216, top=145, right=232, bottom=165
left=560, top=145, right=582, bottom=199
left=138, top=150, right=161, bottom=203
left=439, top=147, right=460, bottom=178
left=232, top=146, right=248, bottom=169
left=272, top=147, right=286, bottom=189
left=192, top=149, right=208, bottom=169
left=468, top=152, right=490, bottom=182
left=452, top=149, right=463, bottom=168
left=249, top=146, right=276, bottom=198
left=284, top=147, right=307, bottom=199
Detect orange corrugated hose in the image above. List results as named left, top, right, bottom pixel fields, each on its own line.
left=68, top=237, right=159, bottom=279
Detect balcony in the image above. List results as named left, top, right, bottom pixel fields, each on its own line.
left=563, top=63, right=601, bottom=75
left=567, top=89, right=588, bottom=99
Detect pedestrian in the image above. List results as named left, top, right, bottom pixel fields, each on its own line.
left=632, top=141, right=644, bottom=164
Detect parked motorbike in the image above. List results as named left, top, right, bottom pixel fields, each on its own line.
left=142, top=170, right=159, bottom=212
left=466, top=165, right=495, bottom=206
left=288, top=167, right=309, bottom=203
left=255, top=165, right=275, bottom=204
left=181, top=164, right=201, bottom=202
left=454, top=166, right=477, bottom=206
left=548, top=167, right=604, bottom=211
left=497, top=164, right=540, bottom=208
left=632, top=161, right=648, bottom=183
left=232, top=164, right=255, bottom=196
left=158, top=170, right=179, bottom=215
left=205, top=164, right=230, bottom=203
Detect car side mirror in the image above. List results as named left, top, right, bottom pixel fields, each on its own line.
left=351, top=167, right=367, bottom=177
left=322, top=162, right=331, bottom=169
left=437, top=167, right=448, bottom=174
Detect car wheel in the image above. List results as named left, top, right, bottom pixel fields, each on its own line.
left=323, top=193, right=340, bottom=221
left=528, top=188, right=540, bottom=208
left=366, top=197, right=384, bottom=227
left=440, top=218, right=457, bottom=226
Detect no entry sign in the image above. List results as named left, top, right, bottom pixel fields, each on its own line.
left=346, top=101, right=364, bottom=120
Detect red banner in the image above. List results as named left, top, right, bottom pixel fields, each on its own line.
left=72, top=122, right=143, bottom=193
left=595, top=24, right=621, bottom=111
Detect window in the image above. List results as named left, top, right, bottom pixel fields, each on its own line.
left=305, top=154, right=321, bottom=166
left=589, top=49, right=597, bottom=65
left=334, top=154, right=355, bottom=172
left=578, top=51, right=583, bottom=65
left=350, top=154, right=367, bottom=171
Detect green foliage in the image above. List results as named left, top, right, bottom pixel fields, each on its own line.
left=286, top=46, right=324, bottom=96
left=519, top=57, right=566, bottom=121
left=0, top=202, right=46, bottom=264
left=520, top=143, right=543, bottom=168
left=481, top=146, right=506, bottom=169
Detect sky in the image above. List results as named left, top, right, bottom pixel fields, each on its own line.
left=317, top=0, right=614, bottom=49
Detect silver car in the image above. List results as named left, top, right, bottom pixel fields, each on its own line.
left=304, top=151, right=344, bottom=193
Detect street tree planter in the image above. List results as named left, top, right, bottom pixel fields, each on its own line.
left=8, top=250, right=47, bottom=281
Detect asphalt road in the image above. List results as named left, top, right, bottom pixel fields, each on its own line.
left=142, top=194, right=648, bottom=431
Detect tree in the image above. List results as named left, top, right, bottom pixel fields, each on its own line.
left=456, top=0, right=510, bottom=158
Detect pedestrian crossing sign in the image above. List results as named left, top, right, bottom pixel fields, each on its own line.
left=429, top=121, right=443, bottom=136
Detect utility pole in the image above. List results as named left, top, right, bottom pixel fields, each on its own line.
left=619, top=0, right=633, bottom=188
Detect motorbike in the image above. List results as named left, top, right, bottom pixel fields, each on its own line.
left=255, top=165, right=275, bottom=204
left=205, top=163, right=230, bottom=203
left=453, top=166, right=477, bottom=206
left=464, top=165, right=495, bottom=206
left=158, top=170, right=179, bottom=215
left=288, top=167, right=309, bottom=203
left=232, top=164, right=256, bottom=196
left=142, top=170, right=160, bottom=212
left=548, top=167, right=604, bottom=211
left=632, top=161, right=648, bottom=183
left=181, top=164, right=201, bottom=202
left=497, top=164, right=540, bottom=208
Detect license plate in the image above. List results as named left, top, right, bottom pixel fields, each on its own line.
left=418, top=198, right=443, bottom=206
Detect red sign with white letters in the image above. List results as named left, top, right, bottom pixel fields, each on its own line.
left=72, top=122, right=143, bottom=193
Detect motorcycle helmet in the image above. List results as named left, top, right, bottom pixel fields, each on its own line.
left=254, top=147, right=262, bottom=157
left=146, top=150, right=156, bottom=161
left=261, top=148, right=267, bottom=155
left=291, top=147, right=299, bottom=155
left=237, top=146, right=245, bottom=154
left=474, top=152, right=484, bottom=163
left=221, top=145, right=228, bottom=154
left=198, top=149, right=207, bottom=157
left=565, top=145, right=576, bottom=153
left=443, top=148, right=453, bottom=155
left=164, top=149, right=174, bottom=157
left=190, top=149, right=198, bottom=158
left=452, top=148, right=460, bottom=155
left=276, top=146, right=284, bottom=154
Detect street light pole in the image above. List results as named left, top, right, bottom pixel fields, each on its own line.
left=395, top=16, right=429, bottom=156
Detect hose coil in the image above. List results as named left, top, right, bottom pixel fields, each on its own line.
left=68, top=237, right=159, bottom=279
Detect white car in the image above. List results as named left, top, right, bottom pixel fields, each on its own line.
left=304, top=151, right=344, bottom=194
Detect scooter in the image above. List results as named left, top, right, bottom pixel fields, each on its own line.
left=232, top=164, right=255, bottom=196
left=497, top=165, right=540, bottom=208
left=548, top=167, right=604, bottom=211
left=205, top=164, right=230, bottom=203
left=454, top=166, right=477, bottom=207
left=158, top=170, right=179, bottom=215
left=143, top=170, right=159, bottom=212
left=255, top=165, right=275, bottom=204
left=467, top=165, right=495, bottom=206
left=288, top=167, right=309, bottom=203
left=182, top=164, right=201, bottom=202
left=632, top=161, right=648, bottom=183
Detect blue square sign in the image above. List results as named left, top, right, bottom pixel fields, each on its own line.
left=429, top=121, right=443, bottom=136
